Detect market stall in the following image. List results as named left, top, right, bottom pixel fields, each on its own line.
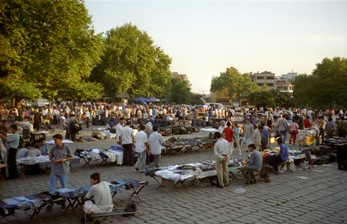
left=17, top=155, right=80, bottom=176
left=297, top=129, right=318, bottom=146
left=145, top=158, right=244, bottom=188
left=0, top=179, right=144, bottom=222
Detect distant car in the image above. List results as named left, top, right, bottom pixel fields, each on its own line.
left=204, top=102, right=225, bottom=109
left=84, top=101, right=92, bottom=106
left=21, top=99, right=32, bottom=107
left=31, top=98, right=50, bottom=107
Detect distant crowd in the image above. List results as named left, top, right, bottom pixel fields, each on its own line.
left=0, top=102, right=347, bottom=143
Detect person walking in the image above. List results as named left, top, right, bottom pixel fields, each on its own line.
left=148, top=125, right=165, bottom=168
left=243, top=119, right=254, bottom=149
left=276, top=113, right=289, bottom=144
left=222, top=121, right=236, bottom=156
left=134, top=125, right=149, bottom=172
left=213, top=131, right=230, bottom=188
left=250, top=125, right=263, bottom=151
left=233, top=123, right=242, bottom=155
left=289, top=121, right=299, bottom=145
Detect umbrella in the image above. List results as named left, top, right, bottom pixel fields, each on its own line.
left=132, top=97, right=147, bottom=104
left=146, top=97, right=160, bottom=103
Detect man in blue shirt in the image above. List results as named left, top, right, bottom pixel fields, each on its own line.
left=263, top=138, right=288, bottom=174
left=261, top=124, right=271, bottom=150
left=48, top=134, right=72, bottom=194
left=239, top=144, right=262, bottom=184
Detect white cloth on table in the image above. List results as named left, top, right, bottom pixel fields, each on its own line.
left=106, top=150, right=123, bottom=165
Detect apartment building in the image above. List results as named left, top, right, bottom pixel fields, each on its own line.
left=251, top=71, right=276, bottom=90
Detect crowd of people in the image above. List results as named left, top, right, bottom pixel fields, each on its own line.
left=1, top=101, right=347, bottom=190
left=213, top=107, right=347, bottom=187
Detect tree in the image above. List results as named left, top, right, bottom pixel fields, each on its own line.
left=190, top=93, right=205, bottom=105
left=170, top=78, right=192, bottom=104
left=248, top=89, right=295, bottom=109
left=293, top=57, right=347, bottom=109
left=210, top=67, right=259, bottom=103
left=0, top=0, right=104, bottom=102
left=89, top=24, right=172, bottom=99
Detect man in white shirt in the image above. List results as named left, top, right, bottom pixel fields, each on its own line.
left=218, top=120, right=226, bottom=133
left=83, top=172, right=113, bottom=214
left=85, top=109, right=91, bottom=128
left=250, top=125, right=263, bottom=151
left=134, top=125, right=149, bottom=172
left=115, top=118, right=125, bottom=145
left=120, top=120, right=134, bottom=166
left=214, top=131, right=230, bottom=188
left=148, top=125, right=165, bottom=168
left=243, top=119, right=254, bottom=148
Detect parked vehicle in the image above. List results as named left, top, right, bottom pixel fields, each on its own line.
left=31, top=98, right=50, bottom=107
left=203, top=102, right=225, bottom=109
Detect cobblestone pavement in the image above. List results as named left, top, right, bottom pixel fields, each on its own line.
left=0, top=127, right=346, bottom=224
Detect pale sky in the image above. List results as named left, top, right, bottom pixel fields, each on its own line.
left=84, top=0, right=347, bottom=94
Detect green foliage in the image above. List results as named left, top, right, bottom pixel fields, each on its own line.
left=211, top=67, right=259, bottom=102
left=248, top=90, right=294, bottom=108
left=170, top=78, right=192, bottom=104
left=0, top=0, right=104, bottom=100
left=90, top=24, right=172, bottom=99
left=190, top=93, right=205, bottom=105
left=293, top=57, right=347, bottom=109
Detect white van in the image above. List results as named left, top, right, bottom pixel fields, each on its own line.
left=32, top=98, right=50, bottom=107
left=204, top=102, right=224, bottom=109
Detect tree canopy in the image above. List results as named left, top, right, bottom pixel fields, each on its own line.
left=248, top=90, right=294, bottom=108
left=170, top=78, right=192, bottom=104
left=210, top=67, right=259, bottom=103
left=89, top=24, right=172, bottom=99
left=293, top=57, right=347, bottom=109
left=0, top=0, right=104, bottom=101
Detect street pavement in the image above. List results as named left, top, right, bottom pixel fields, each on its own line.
left=0, top=127, right=346, bottom=224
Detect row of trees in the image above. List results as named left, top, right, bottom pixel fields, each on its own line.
left=1, top=1, right=345, bottom=108
left=210, top=57, right=347, bottom=109
left=0, top=0, right=195, bottom=105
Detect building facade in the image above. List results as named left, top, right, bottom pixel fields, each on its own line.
left=251, top=71, right=276, bottom=90
left=171, top=72, right=188, bottom=81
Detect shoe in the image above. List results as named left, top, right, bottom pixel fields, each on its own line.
left=225, top=183, right=230, bottom=187
left=217, top=185, right=224, bottom=188
left=135, top=168, right=139, bottom=171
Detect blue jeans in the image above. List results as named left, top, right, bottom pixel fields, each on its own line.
left=279, top=130, right=287, bottom=144
left=49, top=174, right=68, bottom=194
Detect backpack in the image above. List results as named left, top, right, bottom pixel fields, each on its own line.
left=70, top=121, right=81, bottom=132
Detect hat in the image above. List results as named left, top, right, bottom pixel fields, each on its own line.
left=70, top=112, right=75, bottom=116
left=52, top=134, right=63, bottom=140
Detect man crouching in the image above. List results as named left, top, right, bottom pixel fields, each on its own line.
left=83, top=172, right=113, bottom=214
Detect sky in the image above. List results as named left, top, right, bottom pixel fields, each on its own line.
left=84, top=0, right=347, bottom=94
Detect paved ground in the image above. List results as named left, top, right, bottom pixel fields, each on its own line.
left=0, top=127, right=346, bottom=224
